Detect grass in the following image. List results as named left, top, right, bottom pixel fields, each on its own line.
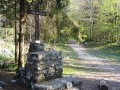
left=53, top=43, right=78, bottom=59
left=0, top=55, right=14, bottom=61
left=87, top=43, right=120, bottom=63
left=53, top=43, right=88, bottom=76
left=0, top=55, right=17, bottom=71
left=63, top=64, right=89, bottom=76
left=0, top=38, right=16, bottom=71
left=0, top=63, right=17, bottom=71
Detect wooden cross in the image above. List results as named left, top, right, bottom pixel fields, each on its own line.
left=27, top=2, right=47, bottom=41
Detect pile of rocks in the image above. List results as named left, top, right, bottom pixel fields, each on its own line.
left=33, top=76, right=81, bottom=90
left=17, top=42, right=63, bottom=84
left=25, top=50, right=63, bottom=83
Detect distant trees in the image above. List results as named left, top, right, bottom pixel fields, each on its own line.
left=69, top=0, right=120, bottom=45
left=2, top=0, right=120, bottom=46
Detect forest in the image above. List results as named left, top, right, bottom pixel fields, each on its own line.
left=1, top=0, right=120, bottom=44
left=0, top=0, right=120, bottom=90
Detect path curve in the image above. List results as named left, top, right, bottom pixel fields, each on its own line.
left=69, top=44, right=120, bottom=90
left=69, top=44, right=104, bottom=60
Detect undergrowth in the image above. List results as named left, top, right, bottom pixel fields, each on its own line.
left=0, top=55, right=17, bottom=71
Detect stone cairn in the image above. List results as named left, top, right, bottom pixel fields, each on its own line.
left=16, top=42, right=81, bottom=90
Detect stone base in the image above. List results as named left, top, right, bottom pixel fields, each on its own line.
left=33, top=76, right=81, bottom=90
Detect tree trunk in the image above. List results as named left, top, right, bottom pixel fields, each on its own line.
left=56, top=12, right=60, bottom=42
left=15, top=0, right=18, bottom=63
left=18, top=0, right=25, bottom=68
left=16, top=41, right=19, bottom=63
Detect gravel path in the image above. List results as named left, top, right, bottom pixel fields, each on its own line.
left=69, top=44, right=120, bottom=90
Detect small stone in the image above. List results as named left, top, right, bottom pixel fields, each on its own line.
left=112, top=87, right=116, bottom=90
left=11, top=80, right=17, bottom=83
left=34, top=84, right=53, bottom=90
left=53, top=83, right=63, bottom=90
left=65, top=76, right=82, bottom=86
left=72, top=87, right=80, bottom=90
left=61, top=80, right=73, bottom=89
left=0, top=86, right=2, bottom=89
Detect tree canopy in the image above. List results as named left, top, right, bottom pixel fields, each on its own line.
left=1, top=0, right=120, bottom=45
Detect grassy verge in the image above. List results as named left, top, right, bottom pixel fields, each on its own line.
left=0, top=38, right=16, bottom=71
left=63, top=62, right=89, bottom=76
left=53, top=43, right=88, bottom=76
left=0, top=55, right=17, bottom=71
left=87, top=43, right=120, bottom=63
left=53, top=43, right=78, bottom=59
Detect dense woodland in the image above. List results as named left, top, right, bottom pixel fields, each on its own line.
left=1, top=0, right=120, bottom=44
left=0, top=0, right=120, bottom=66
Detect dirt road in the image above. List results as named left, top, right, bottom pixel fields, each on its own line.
left=69, top=44, right=120, bottom=90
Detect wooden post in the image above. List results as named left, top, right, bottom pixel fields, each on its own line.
left=15, top=0, right=18, bottom=63
left=27, top=0, right=46, bottom=41
left=35, top=1, right=40, bottom=41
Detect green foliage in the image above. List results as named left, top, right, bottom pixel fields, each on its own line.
left=0, top=28, right=14, bottom=41
left=0, top=54, right=16, bottom=71
left=2, top=0, right=120, bottom=46
left=0, top=0, right=20, bottom=27
left=26, top=0, right=32, bottom=3
left=87, top=43, right=120, bottom=63
left=0, top=0, right=85, bottom=44
left=69, top=0, right=120, bottom=45
left=0, top=55, right=11, bottom=61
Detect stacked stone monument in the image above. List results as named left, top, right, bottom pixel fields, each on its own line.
left=17, top=42, right=63, bottom=84
left=16, top=42, right=81, bottom=90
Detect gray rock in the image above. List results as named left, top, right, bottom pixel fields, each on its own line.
left=34, top=84, right=54, bottom=90
left=0, top=81, right=7, bottom=87
left=65, top=76, right=82, bottom=86
left=0, top=86, right=2, bottom=89
left=61, top=80, right=73, bottom=89
left=33, top=76, right=81, bottom=90
left=11, top=80, right=17, bottom=83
